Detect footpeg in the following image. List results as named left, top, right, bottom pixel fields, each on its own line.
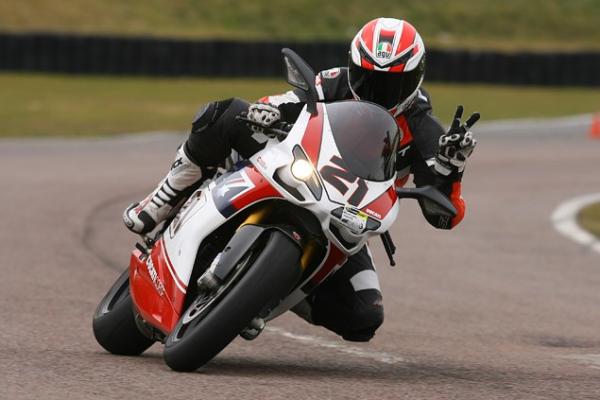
left=240, top=317, right=265, bottom=341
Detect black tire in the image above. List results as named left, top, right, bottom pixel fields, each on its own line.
left=163, top=230, right=301, bottom=371
left=93, top=269, right=155, bottom=356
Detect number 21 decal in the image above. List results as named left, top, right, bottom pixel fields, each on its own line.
left=319, top=156, right=368, bottom=206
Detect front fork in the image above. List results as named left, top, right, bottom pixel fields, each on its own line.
left=194, top=203, right=322, bottom=340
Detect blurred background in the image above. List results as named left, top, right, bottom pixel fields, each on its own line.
left=2, top=2, right=600, bottom=396
left=2, top=0, right=599, bottom=231
left=0, top=0, right=600, bottom=231
left=0, top=0, right=599, bottom=136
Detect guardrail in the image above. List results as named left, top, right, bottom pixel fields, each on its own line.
left=1, top=32, right=599, bottom=86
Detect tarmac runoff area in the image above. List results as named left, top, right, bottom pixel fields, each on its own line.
left=1, top=113, right=600, bottom=400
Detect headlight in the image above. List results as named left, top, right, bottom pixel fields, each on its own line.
left=291, top=159, right=313, bottom=181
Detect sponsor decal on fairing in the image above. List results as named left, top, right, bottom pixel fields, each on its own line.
left=146, top=258, right=166, bottom=297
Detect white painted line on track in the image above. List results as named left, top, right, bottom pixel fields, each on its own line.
left=551, top=193, right=600, bottom=254
left=265, top=326, right=406, bottom=365
left=553, top=194, right=600, bottom=371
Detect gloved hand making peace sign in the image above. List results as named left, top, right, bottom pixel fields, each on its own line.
left=434, top=105, right=480, bottom=176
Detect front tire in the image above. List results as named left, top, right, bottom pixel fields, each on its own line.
left=93, top=269, right=155, bottom=355
left=163, top=229, right=301, bottom=371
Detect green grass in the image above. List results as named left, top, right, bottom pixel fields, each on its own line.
left=578, top=203, right=600, bottom=239
left=2, top=73, right=600, bottom=137
left=0, top=74, right=288, bottom=137
left=1, top=0, right=600, bottom=50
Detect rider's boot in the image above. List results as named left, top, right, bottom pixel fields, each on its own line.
left=123, top=145, right=203, bottom=234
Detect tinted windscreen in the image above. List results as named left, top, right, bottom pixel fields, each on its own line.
left=325, top=101, right=400, bottom=181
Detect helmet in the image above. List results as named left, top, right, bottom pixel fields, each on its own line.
left=348, top=18, right=426, bottom=115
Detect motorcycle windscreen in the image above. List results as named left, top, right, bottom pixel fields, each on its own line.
left=326, top=101, right=400, bottom=182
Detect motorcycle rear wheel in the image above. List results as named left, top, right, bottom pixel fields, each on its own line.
left=163, top=229, right=301, bottom=372
left=93, top=269, right=155, bottom=355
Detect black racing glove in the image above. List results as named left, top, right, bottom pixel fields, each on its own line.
left=246, top=103, right=281, bottom=133
left=434, top=105, right=480, bottom=176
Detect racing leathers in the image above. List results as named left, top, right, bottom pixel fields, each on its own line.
left=124, top=67, right=471, bottom=342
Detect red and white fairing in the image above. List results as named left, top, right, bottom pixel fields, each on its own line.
left=129, top=102, right=399, bottom=333
left=250, top=103, right=399, bottom=252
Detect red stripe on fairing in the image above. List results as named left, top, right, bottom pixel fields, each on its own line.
left=361, top=186, right=397, bottom=220
left=395, top=22, right=417, bottom=57
left=361, top=19, right=377, bottom=54
left=301, top=103, right=324, bottom=165
left=159, top=238, right=187, bottom=291
left=152, top=239, right=187, bottom=327
left=129, top=243, right=187, bottom=334
left=450, top=181, right=466, bottom=228
left=230, top=164, right=283, bottom=211
left=310, top=244, right=347, bottom=285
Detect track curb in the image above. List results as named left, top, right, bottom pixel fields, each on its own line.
left=551, top=193, right=600, bottom=254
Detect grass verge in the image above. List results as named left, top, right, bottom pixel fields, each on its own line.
left=578, top=203, right=600, bottom=239
left=2, top=0, right=600, bottom=50
left=2, top=72, right=600, bottom=137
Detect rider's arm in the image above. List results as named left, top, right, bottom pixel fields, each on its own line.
left=411, top=157, right=466, bottom=230
left=405, top=92, right=466, bottom=230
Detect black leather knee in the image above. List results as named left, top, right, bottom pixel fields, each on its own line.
left=185, top=98, right=251, bottom=166
left=311, top=288, right=384, bottom=342
left=340, top=301, right=384, bottom=342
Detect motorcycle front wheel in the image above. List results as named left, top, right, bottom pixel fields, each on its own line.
left=163, top=228, right=302, bottom=372
left=92, top=268, right=155, bottom=355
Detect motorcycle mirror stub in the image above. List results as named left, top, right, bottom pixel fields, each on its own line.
left=281, top=48, right=319, bottom=114
left=283, top=56, right=309, bottom=91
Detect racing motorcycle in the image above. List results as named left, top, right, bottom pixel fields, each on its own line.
left=93, top=49, right=456, bottom=372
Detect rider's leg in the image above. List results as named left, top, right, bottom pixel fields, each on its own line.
left=123, top=145, right=203, bottom=234
left=293, top=245, right=384, bottom=342
left=123, top=98, right=261, bottom=234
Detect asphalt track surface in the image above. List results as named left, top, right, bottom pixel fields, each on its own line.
left=2, top=115, right=599, bottom=399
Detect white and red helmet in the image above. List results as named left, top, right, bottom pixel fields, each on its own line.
left=349, top=18, right=426, bottom=115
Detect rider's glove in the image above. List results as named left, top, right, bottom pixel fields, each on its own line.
left=246, top=103, right=281, bottom=133
left=434, top=105, right=480, bottom=176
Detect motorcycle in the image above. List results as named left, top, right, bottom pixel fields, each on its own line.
left=92, top=49, right=456, bottom=372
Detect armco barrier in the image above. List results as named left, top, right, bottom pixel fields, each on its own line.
left=0, top=32, right=599, bottom=86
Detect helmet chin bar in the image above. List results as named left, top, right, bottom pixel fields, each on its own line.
left=347, top=72, right=423, bottom=117
left=392, top=78, right=423, bottom=117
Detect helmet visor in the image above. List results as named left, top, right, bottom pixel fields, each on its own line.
left=349, top=61, right=424, bottom=110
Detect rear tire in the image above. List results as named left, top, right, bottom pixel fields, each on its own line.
left=93, top=269, right=155, bottom=356
left=163, top=229, right=301, bottom=371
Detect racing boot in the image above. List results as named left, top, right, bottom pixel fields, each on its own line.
left=123, top=145, right=203, bottom=234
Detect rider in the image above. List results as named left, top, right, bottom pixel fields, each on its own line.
left=123, top=17, right=479, bottom=342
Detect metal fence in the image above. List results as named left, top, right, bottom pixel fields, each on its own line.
left=1, top=32, right=599, bottom=86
